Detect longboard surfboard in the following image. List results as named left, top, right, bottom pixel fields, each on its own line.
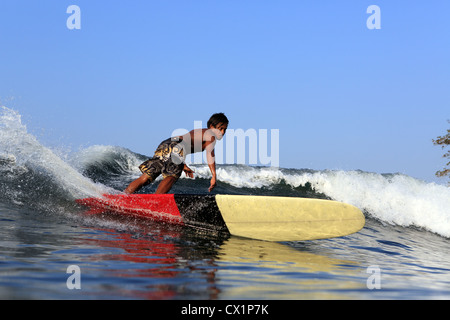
left=76, top=194, right=365, bottom=242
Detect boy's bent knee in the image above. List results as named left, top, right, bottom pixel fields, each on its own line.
left=140, top=174, right=152, bottom=186
left=155, top=176, right=178, bottom=194
left=124, top=174, right=152, bottom=194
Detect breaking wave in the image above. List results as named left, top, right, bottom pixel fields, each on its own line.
left=1, top=106, right=449, bottom=238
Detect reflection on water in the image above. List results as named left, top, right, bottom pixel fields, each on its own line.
left=69, top=213, right=368, bottom=300
left=3, top=205, right=449, bottom=300
left=215, top=238, right=364, bottom=299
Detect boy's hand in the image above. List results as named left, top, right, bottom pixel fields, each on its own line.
left=208, top=176, right=216, bottom=192
left=183, top=165, right=195, bottom=178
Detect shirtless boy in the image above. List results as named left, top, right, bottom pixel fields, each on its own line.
left=124, top=113, right=228, bottom=194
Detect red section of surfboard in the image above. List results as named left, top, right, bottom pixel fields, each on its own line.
left=76, top=194, right=183, bottom=224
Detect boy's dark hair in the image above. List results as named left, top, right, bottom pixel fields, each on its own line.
left=207, top=113, right=229, bottom=128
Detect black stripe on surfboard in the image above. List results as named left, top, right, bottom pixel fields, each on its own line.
left=173, top=195, right=229, bottom=233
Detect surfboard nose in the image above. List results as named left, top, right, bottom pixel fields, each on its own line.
left=214, top=195, right=365, bottom=241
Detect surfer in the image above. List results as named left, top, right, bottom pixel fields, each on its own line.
left=124, top=113, right=229, bottom=194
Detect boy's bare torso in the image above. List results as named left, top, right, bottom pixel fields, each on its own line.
left=178, top=129, right=216, bottom=154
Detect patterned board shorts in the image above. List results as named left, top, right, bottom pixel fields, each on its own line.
left=139, top=138, right=186, bottom=182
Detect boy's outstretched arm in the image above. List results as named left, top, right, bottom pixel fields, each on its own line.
left=206, top=142, right=217, bottom=192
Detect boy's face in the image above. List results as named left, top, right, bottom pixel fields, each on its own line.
left=210, top=122, right=228, bottom=140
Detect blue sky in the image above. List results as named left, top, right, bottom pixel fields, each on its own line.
left=0, top=1, right=449, bottom=184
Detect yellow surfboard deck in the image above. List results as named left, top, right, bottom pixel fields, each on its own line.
left=215, top=195, right=365, bottom=241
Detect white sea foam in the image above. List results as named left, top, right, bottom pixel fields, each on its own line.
left=0, top=106, right=112, bottom=199
left=291, top=170, right=450, bottom=238
left=189, top=164, right=450, bottom=238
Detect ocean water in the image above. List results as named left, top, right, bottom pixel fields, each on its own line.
left=1, top=106, right=450, bottom=300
